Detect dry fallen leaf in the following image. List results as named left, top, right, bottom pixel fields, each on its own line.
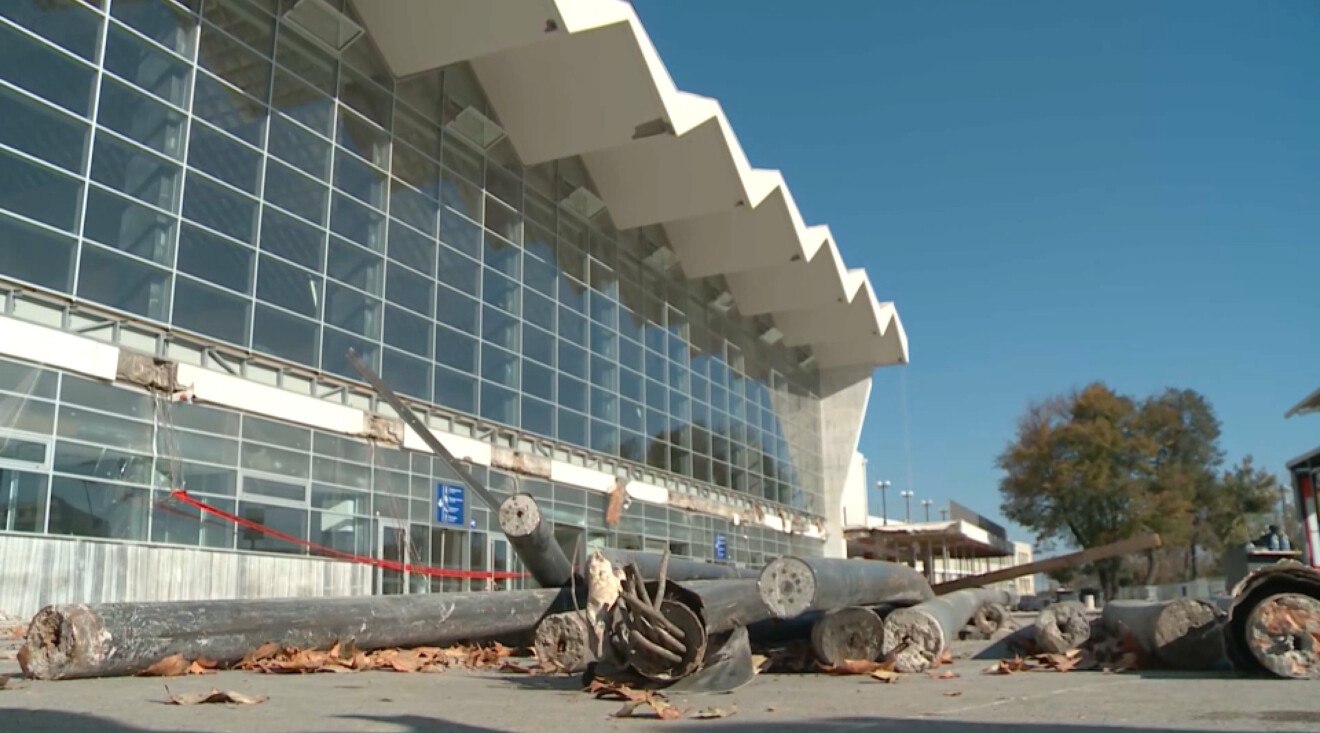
left=750, top=654, right=770, bottom=674
left=0, top=677, right=9, bottom=690
left=139, top=654, right=192, bottom=678
left=929, top=670, right=960, bottom=680
left=869, top=668, right=899, bottom=684
left=937, top=649, right=954, bottom=666
left=691, top=705, right=736, bottom=719
left=942, top=690, right=963, bottom=697
left=824, top=659, right=896, bottom=676
left=164, top=686, right=267, bottom=706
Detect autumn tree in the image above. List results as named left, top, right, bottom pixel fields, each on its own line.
left=999, top=382, right=1272, bottom=596
left=997, top=383, right=1159, bottom=601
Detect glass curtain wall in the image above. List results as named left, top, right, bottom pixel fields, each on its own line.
left=0, top=0, right=825, bottom=515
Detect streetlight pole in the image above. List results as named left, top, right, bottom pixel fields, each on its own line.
left=922, top=499, right=933, bottom=522
left=900, top=490, right=914, bottom=523
left=939, top=508, right=949, bottom=522
left=875, top=480, right=891, bottom=524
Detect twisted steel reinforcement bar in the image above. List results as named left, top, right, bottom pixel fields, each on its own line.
left=757, top=556, right=934, bottom=619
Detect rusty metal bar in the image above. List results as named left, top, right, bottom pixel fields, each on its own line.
left=931, top=534, right=1163, bottom=594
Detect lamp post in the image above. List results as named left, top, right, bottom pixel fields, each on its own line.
left=900, top=490, right=914, bottom=523
left=921, top=499, right=933, bottom=522
left=939, top=508, right=949, bottom=522
left=875, top=480, right=891, bottom=524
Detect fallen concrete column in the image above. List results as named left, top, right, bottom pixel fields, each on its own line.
left=600, top=549, right=756, bottom=581
left=811, top=606, right=886, bottom=667
left=498, top=494, right=574, bottom=588
left=21, top=588, right=578, bottom=681
left=1224, top=564, right=1320, bottom=679
left=758, top=556, right=934, bottom=620
left=1102, top=599, right=1225, bottom=670
left=882, top=587, right=1013, bottom=673
left=1034, top=601, right=1092, bottom=654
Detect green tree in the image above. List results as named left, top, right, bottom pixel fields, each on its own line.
left=1203, top=455, right=1278, bottom=553
left=997, top=383, right=1159, bottom=601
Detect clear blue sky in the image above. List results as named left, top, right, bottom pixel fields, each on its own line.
left=631, top=0, right=1320, bottom=543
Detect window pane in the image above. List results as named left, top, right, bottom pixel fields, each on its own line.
left=439, top=209, right=480, bottom=258
left=177, top=223, right=253, bottom=293
left=523, top=325, right=553, bottom=367
left=384, top=226, right=434, bottom=281
left=392, top=143, right=438, bottom=199
left=188, top=122, right=260, bottom=194
left=183, top=172, right=257, bottom=243
left=324, top=281, right=380, bottom=338
left=0, top=149, right=82, bottom=232
left=244, top=415, right=311, bottom=450
left=197, top=21, right=270, bottom=102
left=192, top=71, right=266, bottom=146
left=90, top=135, right=181, bottom=213
left=327, top=236, right=382, bottom=294
left=271, top=66, right=333, bottom=135
left=483, top=270, right=519, bottom=314
left=382, top=348, right=430, bottom=401
left=558, top=410, right=586, bottom=448
left=112, top=1, right=199, bottom=58
left=241, top=442, right=309, bottom=480
left=436, top=245, right=478, bottom=297
left=559, top=375, right=587, bottom=414
left=321, top=327, right=376, bottom=380
left=435, top=325, right=476, bottom=373
left=524, top=290, right=554, bottom=332
left=61, top=374, right=153, bottom=418
left=485, top=198, right=521, bottom=246
left=151, top=491, right=236, bottom=549
left=327, top=192, right=385, bottom=258
left=256, top=255, right=320, bottom=317
left=158, top=429, right=240, bottom=467
left=482, top=306, right=518, bottom=350
left=524, top=254, right=556, bottom=298
left=0, top=85, right=88, bottom=173
left=97, top=78, right=186, bottom=159
left=334, top=150, right=386, bottom=209
left=83, top=186, right=176, bottom=265
left=236, top=501, right=307, bottom=555
left=0, top=469, right=47, bottom=533
left=524, top=361, right=554, bottom=402
left=434, top=365, right=476, bottom=414
left=252, top=304, right=318, bottom=366
left=77, top=243, right=172, bottom=321
left=384, top=261, right=431, bottom=315
left=173, top=276, right=250, bottom=346
left=49, top=478, right=150, bottom=541
left=481, top=383, right=517, bottom=425
left=436, top=285, right=477, bottom=334
left=1, top=0, right=101, bottom=61
left=522, top=397, right=553, bottom=438
left=481, top=344, right=518, bottom=389
left=383, top=305, right=431, bottom=357
left=103, top=22, right=191, bottom=108
left=269, top=114, right=330, bottom=179
left=0, top=213, right=75, bottom=292
left=259, top=207, right=323, bottom=270
left=0, top=21, right=96, bottom=116
left=274, top=20, right=336, bottom=97
left=265, top=160, right=327, bottom=225
left=337, top=107, right=389, bottom=171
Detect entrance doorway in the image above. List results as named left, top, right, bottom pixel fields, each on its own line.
left=377, top=519, right=409, bottom=595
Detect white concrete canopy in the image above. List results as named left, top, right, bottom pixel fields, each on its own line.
left=349, top=0, right=909, bottom=371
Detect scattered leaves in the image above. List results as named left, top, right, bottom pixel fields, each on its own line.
left=942, top=690, right=963, bottom=697
left=139, top=655, right=201, bottom=678
left=586, top=679, right=685, bottom=720
left=822, top=658, right=897, bottom=676
left=1039, top=650, right=1082, bottom=673
left=929, top=670, right=960, bottom=680
left=936, top=649, right=955, bottom=667
left=233, top=641, right=518, bottom=675
left=985, top=656, right=1034, bottom=675
left=164, top=686, right=267, bottom=706
left=691, top=705, right=736, bottom=719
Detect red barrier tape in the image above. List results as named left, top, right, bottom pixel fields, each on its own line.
left=167, top=490, right=527, bottom=581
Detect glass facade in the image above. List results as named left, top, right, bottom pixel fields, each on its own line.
left=0, top=354, right=821, bottom=583
left=0, top=0, right=826, bottom=536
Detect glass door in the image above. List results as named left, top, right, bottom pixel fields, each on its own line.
left=377, top=519, right=409, bottom=595
left=491, top=537, right=510, bottom=591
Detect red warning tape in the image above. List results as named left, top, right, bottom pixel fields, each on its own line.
left=167, top=490, right=527, bottom=581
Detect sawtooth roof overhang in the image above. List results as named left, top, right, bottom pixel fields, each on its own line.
left=351, top=0, right=907, bottom=370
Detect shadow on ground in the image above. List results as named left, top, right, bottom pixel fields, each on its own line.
left=1, top=709, right=1309, bottom=733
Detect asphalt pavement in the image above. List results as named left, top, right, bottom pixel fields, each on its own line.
left=1, top=634, right=1316, bottom=733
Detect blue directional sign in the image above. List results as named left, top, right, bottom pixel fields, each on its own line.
left=714, top=533, right=728, bottom=560
left=436, top=482, right=465, bottom=527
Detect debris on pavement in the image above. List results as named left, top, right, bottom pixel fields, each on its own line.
left=164, top=686, right=267, bottom=706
